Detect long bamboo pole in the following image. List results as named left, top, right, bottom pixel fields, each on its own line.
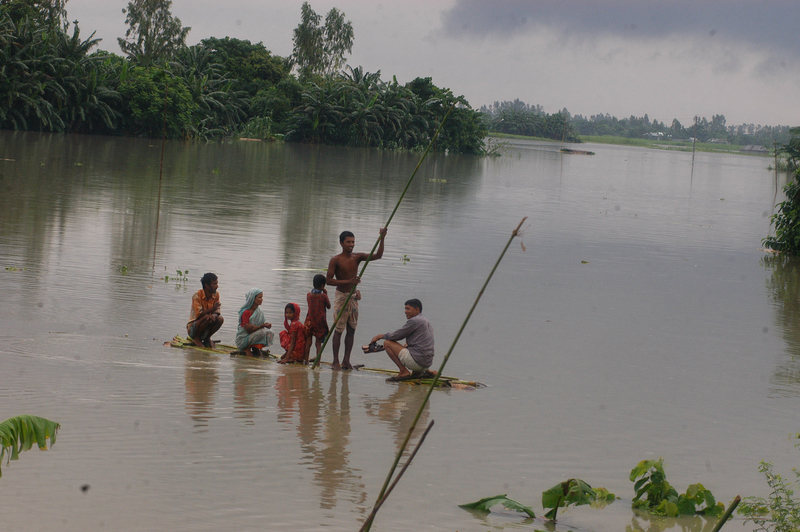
left=362, top=217, right=527, bottom=531
left=357, top=420, right=435, bottom=532
left=710, top=496, right=741, bottom=532
left=310, top=104, right=456, bottom=369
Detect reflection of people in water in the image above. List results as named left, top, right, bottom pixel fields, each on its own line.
left=314, top=371, right=366, bottom=510
left=183, top=351, right=219, bottom=430
left=232, top=355, right=271, bottom=424
left=363, top=384, right=431, bottom=453
left=274, top=368, right=366, bottom=511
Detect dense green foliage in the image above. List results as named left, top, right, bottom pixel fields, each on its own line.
left=764, top=129, right=800, bottom=253
left=630, top=458, right=724, bottom=517
left=0, top=415, right=60, bottom=477
left=0, top=0, right=487, bottom=153
left=286, top=69, right=486, bottom=153
left=481, top=100, right=578, bottom=142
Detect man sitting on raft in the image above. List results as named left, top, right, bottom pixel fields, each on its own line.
left=368, top=299, right=435, bottom=378
left=187, top=272, right=224, bottom=348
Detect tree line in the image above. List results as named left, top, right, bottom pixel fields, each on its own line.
left=0, top=0, right=487, bottom=154
left=481, top=98, right=792, bottom=146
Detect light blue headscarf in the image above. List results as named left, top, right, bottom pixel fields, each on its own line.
left=238, top=288, right=263, bottom=317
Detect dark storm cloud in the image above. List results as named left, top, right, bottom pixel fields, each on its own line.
left=441, top=0, right=800, bottom=57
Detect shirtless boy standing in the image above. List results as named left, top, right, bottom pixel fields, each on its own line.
left=326, top=227, right=387, bottom=370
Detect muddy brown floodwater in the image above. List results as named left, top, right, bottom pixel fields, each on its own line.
left=1, top=131, right=796, bottom=531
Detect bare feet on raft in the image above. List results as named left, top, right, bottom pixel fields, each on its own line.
left=191, top=337, right=203, bottom=348
left=341, top=362, right=353, bottom=370
left=331, top=361, right=341, bottom=370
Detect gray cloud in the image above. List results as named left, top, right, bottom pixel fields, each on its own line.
left=441, top=0, right=800, bottom=57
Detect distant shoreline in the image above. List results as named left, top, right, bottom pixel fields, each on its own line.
left=488, top=132, right=772, bottom=156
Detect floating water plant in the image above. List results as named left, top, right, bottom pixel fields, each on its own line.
left=631, top=458, right=724, bottom=517
left=459, top=494, right=536, bottom=518
left=542, top=478, right=615, bottom=520
left=459, top=479, right=615, bottom=523
left=0, top=415, right=60, bottom=478
left=163, top=269, right=189, bottom=285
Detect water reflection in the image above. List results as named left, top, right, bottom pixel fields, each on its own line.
left=363, top=385, right=431, bottom=453
left=275, top=367, right=367, bottom=511
left=232, top=356, right=271, bottom=424
left=183, top=350, right=219, bottom=431
left=627, top=509, right=716, bottom=532
left=763, top=254, right=800, bottom=395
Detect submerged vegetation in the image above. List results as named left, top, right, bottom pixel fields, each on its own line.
left=630, top=458, right=724, bottom=517
left=0, top=415, right=60, bottom=477
left=460, top=458, right=738, bottom=526
left=0, top=0, right=487, bottom=154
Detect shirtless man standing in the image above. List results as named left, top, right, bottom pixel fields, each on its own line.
left=326, top=228, right=387, bottom=370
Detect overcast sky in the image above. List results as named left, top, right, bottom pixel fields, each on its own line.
left=65, top=0, right=800, bottom=127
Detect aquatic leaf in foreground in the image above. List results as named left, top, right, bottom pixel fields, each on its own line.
left=0, top=415, right=60, bottom=478
left=542, top=478, right=599, bottom=519
left=459, top=494, right=536, bottom=518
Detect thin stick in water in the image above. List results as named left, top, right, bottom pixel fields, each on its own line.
left=357, top=420, right=435, bottom=532
left=362, top=217, right=527, bottom=531
left=710, top=495, right=741, bottom=532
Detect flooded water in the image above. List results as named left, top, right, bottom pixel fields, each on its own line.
left=1, top=131, right=798, bottom=531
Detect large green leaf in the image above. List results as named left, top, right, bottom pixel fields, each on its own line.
left=0, top=415, right=60, bottom=478
left=542, top=478, right=598, bottom=519
left=459, top=494, right=536, bottom=518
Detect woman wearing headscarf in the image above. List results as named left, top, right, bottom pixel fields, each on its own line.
left=278, top=302, right=306, bottom=364
left=235, top=288, right=274, bottom=356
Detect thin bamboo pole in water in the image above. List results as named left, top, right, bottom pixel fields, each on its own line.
left=361, top=217, right=527, bottom=532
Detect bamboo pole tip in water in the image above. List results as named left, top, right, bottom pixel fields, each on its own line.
left=513, top=217, right=527, bottom=235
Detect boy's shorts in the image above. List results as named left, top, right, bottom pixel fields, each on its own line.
left=333, top=291, right=358, bottom=333
left=398, top=348, right=425, bottom=373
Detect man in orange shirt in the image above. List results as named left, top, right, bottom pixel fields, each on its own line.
left=187, top=272, right=224, bottom=348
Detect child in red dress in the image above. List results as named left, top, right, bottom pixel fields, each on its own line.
left=303, top=274, right=331, bottom=364
left=278, top=303, right=306, bottom=364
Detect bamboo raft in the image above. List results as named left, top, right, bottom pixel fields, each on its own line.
left=168, top=336, right=485, bottom=389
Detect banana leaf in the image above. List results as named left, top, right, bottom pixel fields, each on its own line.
left=459, top=494, right=536, bottom=518
left=0, top=415, right=60, bottom=478
left=542, top=478, right=598, bottom=519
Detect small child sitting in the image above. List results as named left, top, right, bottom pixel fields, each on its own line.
left=303, top=274, right=331, bottom=364
left=278, top=303, right=306, bottom=364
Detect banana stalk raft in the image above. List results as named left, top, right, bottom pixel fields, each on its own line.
left=168, top=336, right=484, bottom=390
